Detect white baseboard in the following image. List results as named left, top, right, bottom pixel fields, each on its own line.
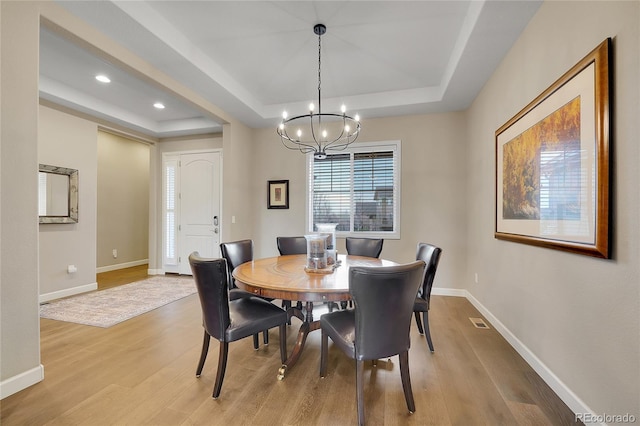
left=432, top=287, right=467, bottom=297
left=96, top=259, right=149, bottom=274
left=0, top=364, right=44, bottom=399
left=39, top=282, right=97, bottom=303
left=463, top=290, right=599, bottom=423
left=147, top=269, right=164, bottom=275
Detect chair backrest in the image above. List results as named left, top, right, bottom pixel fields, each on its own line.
left=349, top=260, right=426, bottom=360
left=415, top=243, right=442, bottom=304
left=220, top=239, right=253, bottom=290
left=276, top=236, right=307, bottom=255
left=188, top=253, right=230, bottom=341
left=345, top=237, right=384, bottom=258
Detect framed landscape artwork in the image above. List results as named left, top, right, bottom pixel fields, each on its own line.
left=495, top=38, right=611, bottom=258
left=268, top=180, right=289, bottom=209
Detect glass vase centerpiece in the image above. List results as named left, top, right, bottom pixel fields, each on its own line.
left=316, top=223, right=338, bottom=265
left=304, top=234, right=327, bottom=272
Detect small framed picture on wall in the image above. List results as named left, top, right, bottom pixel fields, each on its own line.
left=268, top=180, right=289, bottom=209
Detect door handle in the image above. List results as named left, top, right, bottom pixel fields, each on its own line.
left=213, top=215, right=218, bottom=226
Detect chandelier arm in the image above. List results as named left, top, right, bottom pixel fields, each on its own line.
left=320, top=115, right=361, bottom=149
left=323, top=115, right=349, bottom=148
left=325, top=136, right=361, bottom=152
left=309, top=113, right=323, bottom=152
left=278, top=132, right=319, bottom=152
left=279, top=137, right=316, bottom=154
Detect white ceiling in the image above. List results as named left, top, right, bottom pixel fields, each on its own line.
left=40, top=0, right=542, bottom=139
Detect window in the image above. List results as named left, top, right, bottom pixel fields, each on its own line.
left=307, top=141, right=400, bottom=238
left=164, top=158, right=178, bottom=266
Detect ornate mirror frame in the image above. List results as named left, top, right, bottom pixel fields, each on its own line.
left=39, top=164, right=78, bottom=224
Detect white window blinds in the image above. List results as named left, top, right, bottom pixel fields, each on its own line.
left=308, top=141, right=400, bottom=238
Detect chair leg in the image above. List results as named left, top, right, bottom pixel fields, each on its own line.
left=196, top=331, right=210, bottom=377
left=263, top=329, right=269, bottom=345
left=253, top=334, right=259, bottom=350
left=279, top=324, right=287, bottom=363
left=320, top=329, right=328, bottom=377
left=212, top=341, right=229, bottom=399
left=398, top=351, right=415, bottom=413
left=424, top=311, right=434, bottom=352
left=283, top=300, right=292, bottom=325
left=356, top=359, right=365, bottom=426
left=414, top=311, right=424, bottom=335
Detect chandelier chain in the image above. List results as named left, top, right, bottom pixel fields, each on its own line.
left=317, top=29, right=322, bottom=115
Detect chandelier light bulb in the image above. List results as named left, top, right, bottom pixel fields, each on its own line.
left=345, top=124, right=351, bottom=132
left=279, top=123, right=285, bottom=130
left=341, top=104, right=346, bottom=113
left=322, top=130, right=328, bottom=138
left=282, top=111, right=288, bottom=119
left=297, top=129, right=302, bottom=138
left=309, top=103, right=315, bottom=112
left=355, top=114, right=360, bottom=122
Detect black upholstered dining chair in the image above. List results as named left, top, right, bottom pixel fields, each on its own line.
left=320, top=260, right=426, bottom=426
left=414, top=243, right=442, bottom=352
left=276, top=236, right=307, bottom=255
left=189, top=253, right=288, bottom=399
left=220, top=239, right=270, bottom=347
left=342, top=237, right=385, bottom=309
left=219, top=239, right=254, bottom=296
left=345, top=237, right=384, bottom=258
left=276, top=236, right=308, bottom=313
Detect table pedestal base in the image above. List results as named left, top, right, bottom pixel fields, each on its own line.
left=277, top=301, right=337, bottom=380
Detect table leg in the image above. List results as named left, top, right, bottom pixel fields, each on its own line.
left=278, top=302, right=321, bottom=380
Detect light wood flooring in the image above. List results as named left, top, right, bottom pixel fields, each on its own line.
left=1, top=265, right=580, bottom=425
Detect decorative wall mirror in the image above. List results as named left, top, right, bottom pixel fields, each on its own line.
left=38, top=164, right=78, bottom=223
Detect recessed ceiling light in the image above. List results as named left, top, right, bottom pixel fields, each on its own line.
left=95, top=75, right=111, bottom=83
left=153, top=102, right=165, bottom=109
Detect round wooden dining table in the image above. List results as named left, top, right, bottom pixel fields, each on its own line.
left=233, top=253, right=397, bottom=379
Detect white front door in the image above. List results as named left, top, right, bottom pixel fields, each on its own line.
left=163, top=151, right=221, bottom=275
left=179, top=152, right=221, bottom=274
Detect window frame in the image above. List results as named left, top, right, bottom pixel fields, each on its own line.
left=306, top=140, right=401, bottom=239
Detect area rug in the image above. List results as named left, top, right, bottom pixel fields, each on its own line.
left=39, top=275, right=196, bottom=328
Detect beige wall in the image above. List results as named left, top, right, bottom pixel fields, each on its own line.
left=465, top=0, right=639, bottom=418
left=221, top=121, right=256, bottom=243
left=97, top=131, right=149, bottom=269
left=38, top=106, right=98, bottom=301
left=1, top=0, right=43, bottom=396
left=158, top=135, right=223, bottom=153
left=250, top=112, right=468, bottom=291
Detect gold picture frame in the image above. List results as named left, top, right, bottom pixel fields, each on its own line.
left=495, top=38, right=611, bottom=258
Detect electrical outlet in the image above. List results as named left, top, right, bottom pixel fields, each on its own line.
left=112, top=249, right=118, bottom=258
left=474, top=272, right=479, bottom=284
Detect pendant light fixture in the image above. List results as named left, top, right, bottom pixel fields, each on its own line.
left=277, top=24, right=361, bottom=160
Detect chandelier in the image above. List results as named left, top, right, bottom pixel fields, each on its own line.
left=277, top=24, right=361, bottom=160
